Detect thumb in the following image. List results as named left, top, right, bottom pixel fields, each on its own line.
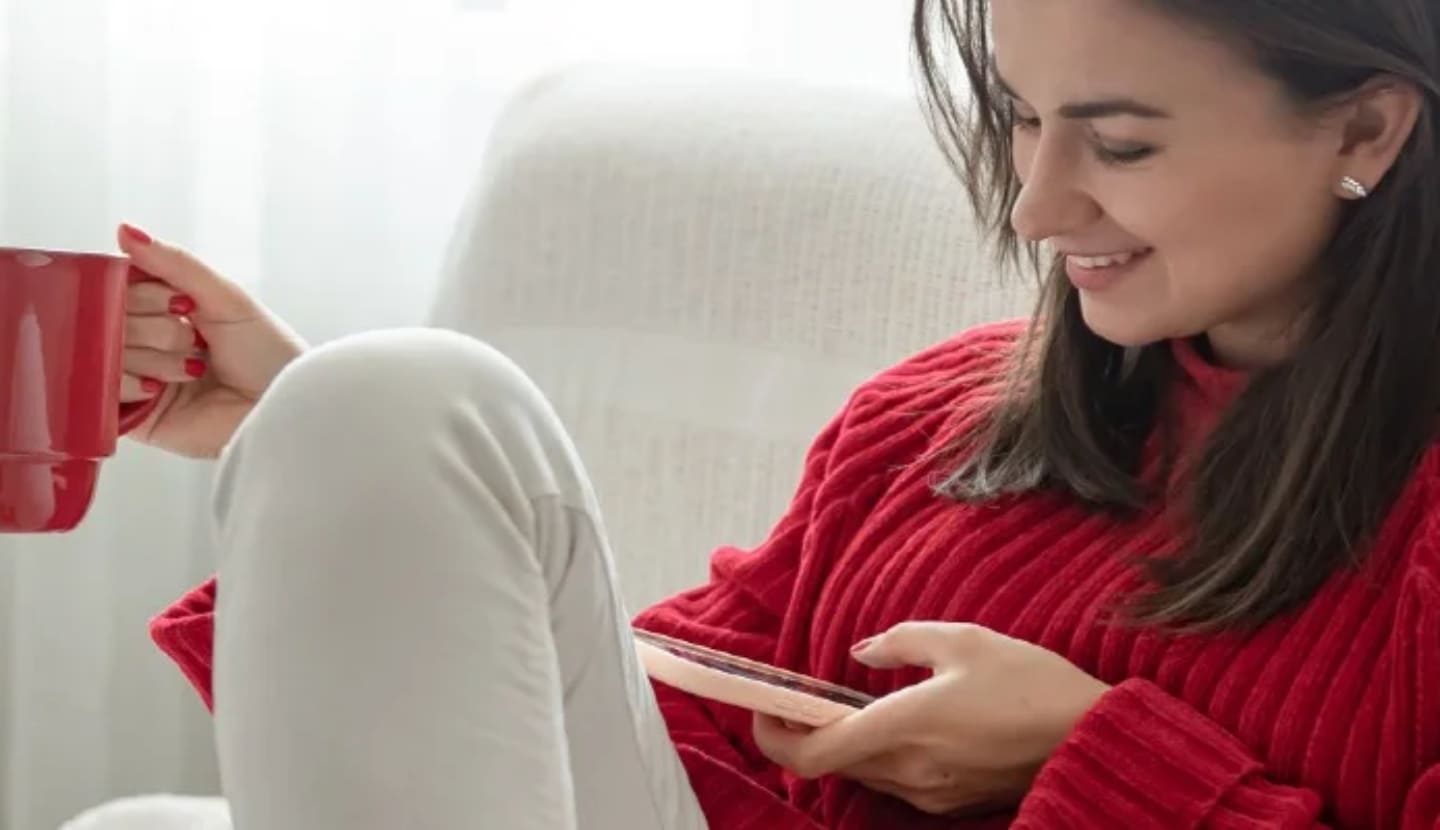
left=851, top=621, right=980, bottom=670
left=117, top=224, right=254, bottom=319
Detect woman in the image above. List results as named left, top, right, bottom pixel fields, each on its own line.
left=123, top=0, right=1440, bottom=826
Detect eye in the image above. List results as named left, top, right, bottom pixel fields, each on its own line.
left=1095, top=142, right=1157, bottom=165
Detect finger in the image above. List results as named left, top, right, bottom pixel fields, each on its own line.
left=125, top=314, right=199, bottom=353
left=125, top=280, right=193, bottom=316
left=120, top=372, right=166, bottom=404
left=753, top=714, right=853, bottom=779
left=842, top=760, right=893, bottom=783
left=856, top=777, right=978, bottom=818
left=840, top=753, right=935, bottom=790
left=123, top=347, right=208, bottom=384
left=773, top=682, right=937, bottom=775
left=851, top=621, right=985, bottom=670
left=755, top=696, right=913, bottom=779
left=753, top=714, right=811, bottom=774
left=877, top=757, right=958, bottom=791
left=117, top=224, right=252, bottom=317
left=853, top=779, right=956, bottom=816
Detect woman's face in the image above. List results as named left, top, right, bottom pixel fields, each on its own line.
left=992, top=0, right=1348, bottom=367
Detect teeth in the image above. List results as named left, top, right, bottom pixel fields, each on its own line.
left=1069, top=250, right=1145, bottom=269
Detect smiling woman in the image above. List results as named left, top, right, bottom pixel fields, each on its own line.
left=917, top=0, right=1435, bottom=628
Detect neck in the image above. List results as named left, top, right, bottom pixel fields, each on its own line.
left=1205, top=314, right=1306, bottom=370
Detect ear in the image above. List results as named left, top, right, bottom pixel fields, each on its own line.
left=1331, top=75, right=1425, bottom=197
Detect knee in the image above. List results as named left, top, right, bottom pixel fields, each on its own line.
left=214, top=328, right=594, bottom=572
left=234, top=328, right=553, bottom=469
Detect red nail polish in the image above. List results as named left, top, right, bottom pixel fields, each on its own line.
left=184, top=358, right=207, bottom=378
left=851, top=637, right=876, bottom=654
left=169, top=295, right=196, bottom=316
left=193, top=329, right=208, bottom=350
left=121, top=223, right=152, bottom=245
left=141, top=377, right=164, bottom=395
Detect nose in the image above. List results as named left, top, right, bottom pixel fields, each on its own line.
left=1009, top=136, right=1101, bottom=244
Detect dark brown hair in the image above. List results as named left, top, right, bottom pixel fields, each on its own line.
left=913, top=0, right=1440, bottom=631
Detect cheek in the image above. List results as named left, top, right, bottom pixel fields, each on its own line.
left=1110, top=167, right=1331, bottom=324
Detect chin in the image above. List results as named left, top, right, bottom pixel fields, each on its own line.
left=1076, top=299, right=1174, bottom=349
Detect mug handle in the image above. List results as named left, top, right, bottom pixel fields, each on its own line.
left=118, top=267, right=169, bottom=435
left=118, top=396, right=163, bottom=435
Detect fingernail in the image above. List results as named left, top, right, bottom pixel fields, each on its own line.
left=141, top=377, right=164, bottom=395
left=121, top=223, right=152, bottom=245
left=169, top=294, right=196, bottom=316
left=193, top=329, right=208, bottom=350
left=184, top=358, right=207, bottom=379
left=851, top=637, right=876, bottom=655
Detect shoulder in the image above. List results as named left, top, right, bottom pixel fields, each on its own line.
left=1402, top=449, right=1440, bottom=580
left=840, top=318, right=1025, bottom=430
left=811, top=319, right=1026, bottom=482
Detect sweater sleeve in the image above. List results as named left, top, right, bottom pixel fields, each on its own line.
left=149, top=576, right=218, bottom=711
left=1016, top=489, right=1440, bottom=830
left=1016, top=678, right=1440, bottom=829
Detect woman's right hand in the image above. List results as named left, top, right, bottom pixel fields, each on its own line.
left=117, top=223, right=307, bottom=459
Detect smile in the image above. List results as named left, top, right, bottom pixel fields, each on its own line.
left=1062, top=247, right=1154, bottom=292
left=1066, top=249, right=1151, bottom=269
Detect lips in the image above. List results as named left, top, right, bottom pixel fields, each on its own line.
left=1062, top=247, right=1154, bottom=292
left=1065, top=248, right=1151, bottom=269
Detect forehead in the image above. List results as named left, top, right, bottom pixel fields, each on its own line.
left=990, top=0, right=1272, bottom=109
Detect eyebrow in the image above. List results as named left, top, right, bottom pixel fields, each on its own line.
left=994, top=71, right=1171, bottom=120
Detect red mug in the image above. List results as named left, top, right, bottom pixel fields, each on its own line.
left=0, top=248, right=163, bottom=533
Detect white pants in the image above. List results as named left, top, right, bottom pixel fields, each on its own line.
left=210, top=330, right=710, bottom=830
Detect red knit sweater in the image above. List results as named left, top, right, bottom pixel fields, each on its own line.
left=152, top=321, right=1440, bottom=829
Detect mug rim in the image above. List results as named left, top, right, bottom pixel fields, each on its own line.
left=0, top=246, right=127, bottom=265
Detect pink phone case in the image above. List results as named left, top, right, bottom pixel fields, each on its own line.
left=633, top=629, right=875, bottom=727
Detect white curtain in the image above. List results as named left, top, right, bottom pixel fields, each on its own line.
left=0, top=1, right=915, bottom=827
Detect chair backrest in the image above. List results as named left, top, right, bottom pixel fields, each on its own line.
left=430, top=64, right=1035, bottom=610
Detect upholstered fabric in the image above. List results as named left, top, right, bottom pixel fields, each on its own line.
left=431, top=64, right=1033, bottom=610
left=60, top=795, right=232, bottom=830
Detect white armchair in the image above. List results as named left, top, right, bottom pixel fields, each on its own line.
left=67, top=63, right=1032, bottom=829
left=432, top=64, right=1031, bottom=611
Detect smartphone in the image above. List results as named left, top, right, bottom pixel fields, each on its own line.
left=633, top=628, right=875, bottom=727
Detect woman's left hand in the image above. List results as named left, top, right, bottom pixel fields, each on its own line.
left=753, top=622, right=1111, bottom=816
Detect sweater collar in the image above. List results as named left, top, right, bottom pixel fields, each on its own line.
left=1169, top=336, right=1248, bottom=407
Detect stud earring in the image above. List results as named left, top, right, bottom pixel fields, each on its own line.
left=1340, top=176, right=1370, bottom=199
